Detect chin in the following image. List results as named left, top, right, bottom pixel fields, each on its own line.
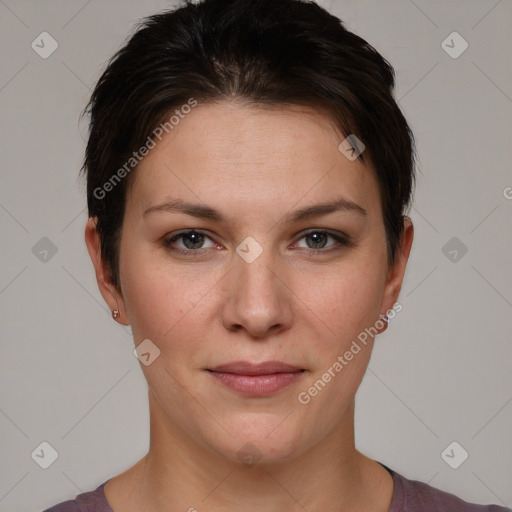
left=203, top=413, right=309, bottom=467
left=218, top=438, right=302, bottom=468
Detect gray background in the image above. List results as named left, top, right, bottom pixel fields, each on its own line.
left=0, top=0, right=511, bottom=510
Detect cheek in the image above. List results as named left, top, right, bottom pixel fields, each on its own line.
left=119, top=243, right=223, bottom=358
left=293, top=265, right=384, bottom=422
left=119, top=222, right=387, bottom=351
left=296, top=260, right=385, bottom=351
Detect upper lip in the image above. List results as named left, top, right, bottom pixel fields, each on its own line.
left=208, top=361, right=303, bottom=375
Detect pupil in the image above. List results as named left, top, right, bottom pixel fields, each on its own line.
left=185, top=232, right=204, bottom=249
left=309, top=232, right=326, bottom=249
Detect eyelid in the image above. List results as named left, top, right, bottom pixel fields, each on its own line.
left=295, top=228, right=351, bottom=242
left=163, top=229, right=218, bottom=250
left=292, top=229, right=353, bottom=250
left=163, top=228, right=353, bottom=255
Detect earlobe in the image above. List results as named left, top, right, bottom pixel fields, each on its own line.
left=375, top=313, right=390, bottom=335
left=377, top=217, right=414, bottom=333
left=388, top=216, right=414, bottom=297
left=84, top=217, right=130, bottom=325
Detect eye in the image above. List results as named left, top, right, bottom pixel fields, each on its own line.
left=162, top=228, right=352, bottom=257
left=294, top=230, right=351, bottom=252
left=163, top=229, right=218, bottom=254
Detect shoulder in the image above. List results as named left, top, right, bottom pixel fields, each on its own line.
left=42, top=499, right=80, bottom=512
left=384, top=464, right=511, bottom=512
left=41, top=480, right=112, bottom=512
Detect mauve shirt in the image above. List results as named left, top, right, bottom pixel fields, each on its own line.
left=42, top=463, right=510, bottom=512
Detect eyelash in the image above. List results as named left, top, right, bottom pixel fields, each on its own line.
left=162, top=229, right=353, bottom=256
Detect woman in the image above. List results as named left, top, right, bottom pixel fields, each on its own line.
left=43, top=0, right=509, bottom=510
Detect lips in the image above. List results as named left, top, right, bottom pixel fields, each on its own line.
left=209, top=361, right=303, bottom=375
left=207, top=361, right=305, bottom=396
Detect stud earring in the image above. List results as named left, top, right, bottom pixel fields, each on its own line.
left=112, top=309, right=120, bottom=319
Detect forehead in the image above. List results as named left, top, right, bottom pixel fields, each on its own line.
left=126, top=101, right=381, bottom=223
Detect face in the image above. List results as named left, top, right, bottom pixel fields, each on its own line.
left=87, top=101, right=412, bottom=465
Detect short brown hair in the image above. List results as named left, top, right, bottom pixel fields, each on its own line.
left=81, top=0, right=416, bottom=291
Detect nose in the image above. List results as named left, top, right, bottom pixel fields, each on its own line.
left=220, top=244, right=293, bottom=339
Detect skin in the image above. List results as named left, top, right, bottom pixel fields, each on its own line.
left=85, top=101, right=414, bottom=512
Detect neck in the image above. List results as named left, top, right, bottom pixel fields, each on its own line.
left=106, top=395, right=393, bottom=512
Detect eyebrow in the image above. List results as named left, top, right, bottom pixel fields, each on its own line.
left=143, top=197, right=367, bottom=223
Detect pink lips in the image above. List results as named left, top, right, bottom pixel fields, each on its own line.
left=207, top=361, right=305, bottom=396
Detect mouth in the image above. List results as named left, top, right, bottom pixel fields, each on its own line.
left=206, top=361, right=306, bottom=397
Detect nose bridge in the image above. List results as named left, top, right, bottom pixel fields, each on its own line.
left=222, top=236, right=292, bottom=337
left=234, top=236, right=280, bottom=299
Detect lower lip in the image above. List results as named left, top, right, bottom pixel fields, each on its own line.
left=208, top=371, right=304, bottom=396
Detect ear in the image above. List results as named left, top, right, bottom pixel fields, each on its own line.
left=84, top=217, right=130, bottom=325
left=376, top=216, right=414, bottom=333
